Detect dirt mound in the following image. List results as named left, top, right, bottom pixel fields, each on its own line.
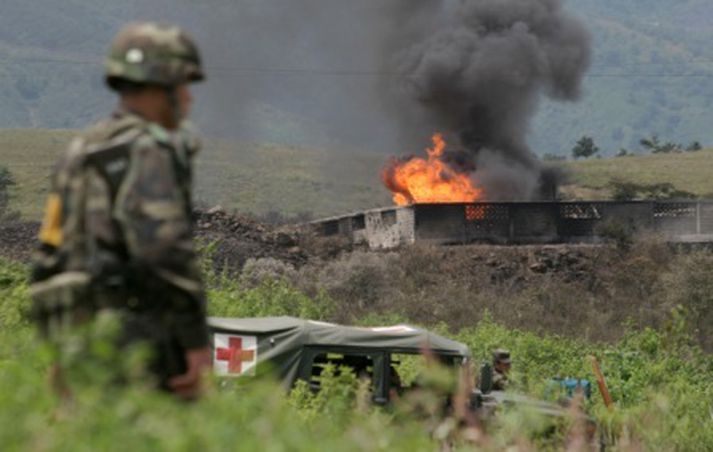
left=194, top=207, right=309, bottom=271
left=0, top=221, right=39, bottom=262
left=0, top=208, right=339, bottom=269
left=3, top=209, right=709, bottom=348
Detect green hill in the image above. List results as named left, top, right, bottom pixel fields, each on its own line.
left=1, top=1, right=713, bottom=155
left=533, top=0, right=713, bottom=155
left=1, top=129, right=391, bottom=220
left=568, top=149, right=713, bottom=196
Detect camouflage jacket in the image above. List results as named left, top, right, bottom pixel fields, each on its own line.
left=492, top=370, right=508, bottom=391
left=31, top=109, right=208, bottom=349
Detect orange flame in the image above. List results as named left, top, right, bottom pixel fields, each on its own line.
left=382, top=133, right=483, bottom=206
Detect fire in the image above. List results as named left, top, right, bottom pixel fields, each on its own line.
left=382, top=133, right=483, bottom=206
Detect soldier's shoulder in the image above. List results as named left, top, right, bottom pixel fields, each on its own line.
left=78, top=114, right=177, bottom=160
left=81, top=113, right=152, bottom=150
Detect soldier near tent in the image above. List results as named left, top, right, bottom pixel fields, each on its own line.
left=491, top=349, right=511, bottom=391
left=30, top=22, right=210, bottom=399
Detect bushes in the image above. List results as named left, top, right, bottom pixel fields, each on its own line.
left=457, top=315, right=713, bottom=450
left=609, top=179, right=696, bottom=201
left=208, top=277, right=333, bottom=320
left=661, top=253, right=713, bottom=350
left=240, top=257, right=298, bottom=288
left=0, top=259, right=31, bottom=330
left=0, top=253, right=712, bottom=450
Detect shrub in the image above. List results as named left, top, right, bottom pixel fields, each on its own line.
left=241, top=257, right=298, bottom=287
left=595, top=219, right=635, bottom=252
left=609, top=179, right=695, bottom=201
left=208, top=278, right=333, bottom=320
left=1, top=253, right=712, bottom=451
left=571, top=136, right=600, bottom=160
left=309, top=251, right=397, bottom=314
left=661, top=252, right=713, bottom=349
left=0, top=259, right=30, bottom=330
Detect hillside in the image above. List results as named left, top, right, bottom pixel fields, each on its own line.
left=1, top=129, right=391, bottom=220
left=1, top=1, right=713, bottom=155
left=568, top=149, right=713, bottom=196
left=532, top=0, right=713, bottom=155
left=3, top=129, right=713, bottom=221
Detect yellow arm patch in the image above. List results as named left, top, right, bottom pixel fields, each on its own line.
left=38, top=194, right=64, bottom=247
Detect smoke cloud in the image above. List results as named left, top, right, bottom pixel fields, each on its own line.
left=134, top=0, right=404, bottom=150
left=135, top=0, right=589, bottom=199
left=391, top=0, right=592, bottom=199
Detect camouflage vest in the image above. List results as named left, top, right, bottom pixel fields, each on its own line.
left=31, top=111, right=199, bottom=337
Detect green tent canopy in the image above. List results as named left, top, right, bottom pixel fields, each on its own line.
left=208, top=316, right=470, bottom=391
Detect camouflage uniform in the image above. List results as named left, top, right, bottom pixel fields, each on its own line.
left=491, top=369, right=508, bottom=391
left=491, top=349, right=511, bottom=391
left=31, top=22, right=207, bottom=388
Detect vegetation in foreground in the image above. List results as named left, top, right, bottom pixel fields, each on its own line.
left=1, top=258, right=712, bottom=450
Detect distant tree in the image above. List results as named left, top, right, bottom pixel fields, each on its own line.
left=655, top=141, right=681, bottom=153
left=571, top=136, right=600, bottom=160
left=617, top=148, right=630, bottom=157
left=542, top=153, right=567, bottom=162
left=639, top=134, right=661, bottom=153
left=686, top=141, right=703, bottom=152
left=640, top=134, right=681, bottom=154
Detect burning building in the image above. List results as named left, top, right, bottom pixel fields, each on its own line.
left=383, top=0, right=593, bottom=202
left=310, top=0, right=713, bottom=248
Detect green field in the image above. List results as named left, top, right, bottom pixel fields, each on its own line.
left=3, top=128, right=713, bottom=221
left=1, top=128, right=391, bottom=220
left=569, top=150, right=713, bottom=196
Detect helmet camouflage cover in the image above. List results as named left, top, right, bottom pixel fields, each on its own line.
left=105, top=22, right=205, bottom=90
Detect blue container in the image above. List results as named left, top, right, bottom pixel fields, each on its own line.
left=547, top=378, right=592, bottom=400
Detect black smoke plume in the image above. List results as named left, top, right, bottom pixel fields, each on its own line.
left=132, top=0, right=589, bottom=199
left=392, top=0, right=591, bottom=199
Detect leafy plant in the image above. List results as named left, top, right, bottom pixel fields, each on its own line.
left=609, top=179, right=696, bottom=201
left=572, top=136, right=600, bottom=160
left=639, top=134, right=682, bottom=154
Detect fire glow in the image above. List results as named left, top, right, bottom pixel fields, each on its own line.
left=382, top=133, right=483, bottom=206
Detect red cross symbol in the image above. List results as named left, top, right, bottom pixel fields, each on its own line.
left=216, top=337, right=256, bottom=374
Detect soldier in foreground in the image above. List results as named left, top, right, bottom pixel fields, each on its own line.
left=30, top=22, right=210, bottom=400
left=491, top=349, right=511, bottom=391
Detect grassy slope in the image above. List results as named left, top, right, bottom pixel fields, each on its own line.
left=1, top=129, right=72, bottom=218
left=4, top=128, right=713, bottom=220
left=1, top=129, right=391, bottom=220
left=568, top=149, right=713, bottom=195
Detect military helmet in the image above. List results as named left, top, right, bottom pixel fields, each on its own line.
left=105, top=22, right=205, bottom=90
left=493, top=349, right=511, bottom=364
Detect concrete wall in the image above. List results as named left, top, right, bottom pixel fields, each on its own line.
left=311, top=201, right=713, bottom=249
left=364, top=207, right=415, bottom=249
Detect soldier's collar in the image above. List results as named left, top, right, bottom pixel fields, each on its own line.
left=112, top=107, right=201, bottom=156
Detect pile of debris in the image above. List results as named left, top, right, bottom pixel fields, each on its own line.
left=0, top=208, right=323, bottom=269
left=194, top=206, right=309, bottom=271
